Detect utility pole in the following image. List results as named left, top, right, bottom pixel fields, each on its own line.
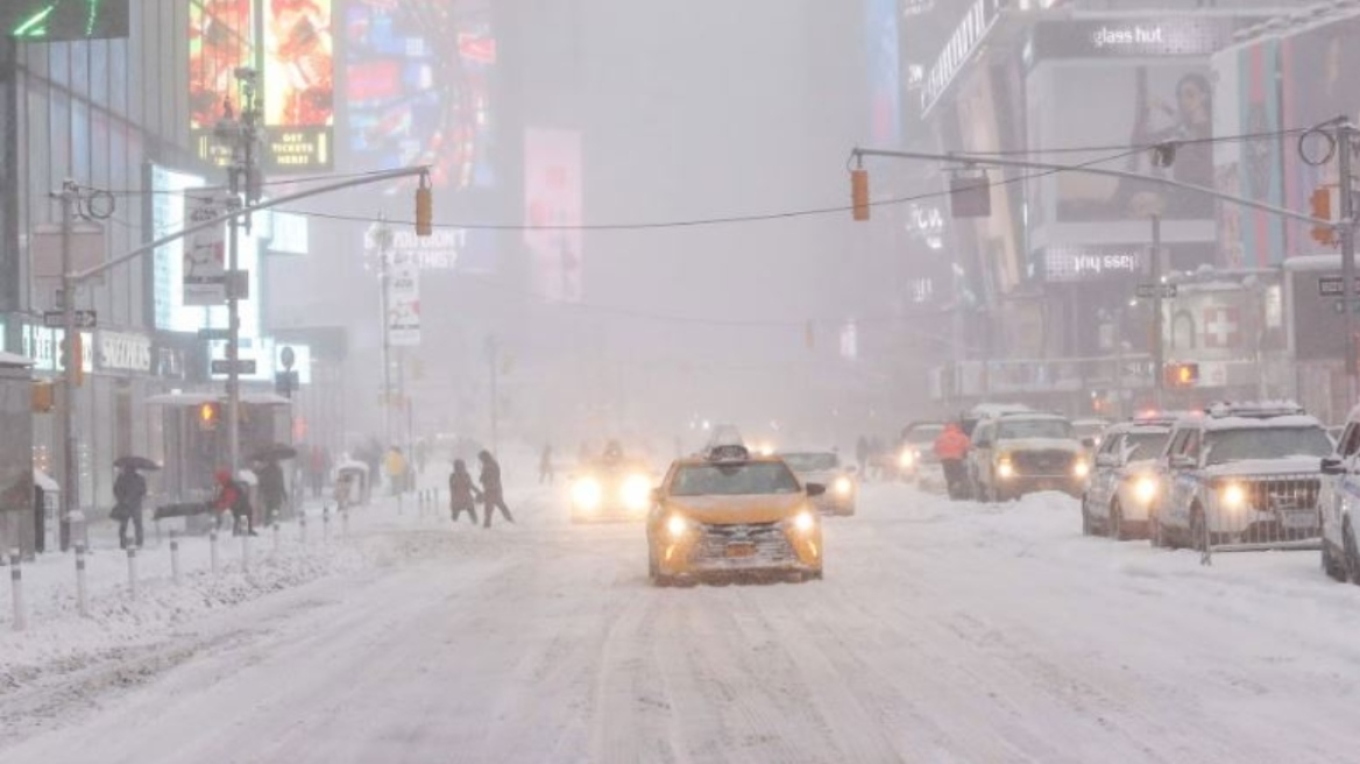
left=57, top=180, right=78, bottom=551
left=214, top=67, right=262, bottom=474
left=1338, top=121, right=1357, bottom=405
left=372, top=217, right=394, bottom=447
left=1150, top=213, right=1165, bottom=409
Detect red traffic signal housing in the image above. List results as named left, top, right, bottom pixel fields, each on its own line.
left=1311, top=187, right=1338, bottom=246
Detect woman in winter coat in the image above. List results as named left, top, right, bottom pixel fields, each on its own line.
left=448, top=460, right=480, bottom=524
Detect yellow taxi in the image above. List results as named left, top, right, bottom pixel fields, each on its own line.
left=646, top=443, right=825, bottom=585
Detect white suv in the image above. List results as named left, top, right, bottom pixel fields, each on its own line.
left=1318, top=409, right=1360, bottom=585
left=1081, top=416, right=1175, bottom=540
left=1154, top=403, right=1332, bottom=555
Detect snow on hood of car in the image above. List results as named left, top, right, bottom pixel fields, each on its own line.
left=996, top=437, right=1083, bottom=453
left=1201, top=457, right=1325, bottom=477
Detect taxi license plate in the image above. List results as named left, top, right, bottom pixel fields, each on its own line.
left=725, top=542, right=756, bottom=558
left=1279, top=510, right=1317, bottom=530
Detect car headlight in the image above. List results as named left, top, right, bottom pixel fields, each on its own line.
left=997, top=459, right=1015, bottom=479
left=1073, top=459, right=1090, bottom=479
left=833, top=476, right=853, bottom=496
left=1220, top=483, right=1248, bottom=511
left=1133, top=475, right=1158, bottom=504
left=666, top=514, right=689, bottom=539
left=571, top=478, right=603, bottom=510
left=899, top=450, right=916, bottom=468
left=621, top=474, right=653, bottom=511
left=792, top=510, right=817, bottom=533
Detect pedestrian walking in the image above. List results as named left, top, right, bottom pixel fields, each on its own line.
left=213, top=469, right=257, bottom=536
left=933, top=423, right=972, bottom=501
left=539, top=444, right=554, bottom=485
left=112, top=464, right=147, bottom=549
left=478, top=450, right=515, bottom=527
left=448, top=460, right=481, bottom=524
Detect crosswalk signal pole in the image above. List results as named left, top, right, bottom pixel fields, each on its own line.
left=1338, top=121, right=1358, bottom=405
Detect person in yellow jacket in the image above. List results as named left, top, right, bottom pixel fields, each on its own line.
left=385, top=447, right=408, bottom=496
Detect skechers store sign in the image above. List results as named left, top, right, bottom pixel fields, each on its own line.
left=1028, top=18, right=1247, bottom=61
left=98, top=332, right=152, bottom=374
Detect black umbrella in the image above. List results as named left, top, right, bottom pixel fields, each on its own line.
left=114, top=456, right=160, bottom=471
left=249, top=443, right=299, bottom=462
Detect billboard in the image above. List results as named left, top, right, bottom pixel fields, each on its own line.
left=183, top=189, right=231, bottom=305
left=524, top=128, right=583, bottom=304
left=262, top=0, right=335, bottom=171
left=1282, top=16, right=1360, bottom=258
left=189, top=0, right=255, bottom=166
left=865, top=0, right=900, bottom=146
left=1029, top=60, right=1214, bottom=223
left=151, top=165, right=206, bottom=331
left=1213, top=37, right=1285, bottom=268
left=344, top=0, right=497, bottom=193
left=3, top=0, right=130, bottom=40
left=386, top=252, right=421, bottom=346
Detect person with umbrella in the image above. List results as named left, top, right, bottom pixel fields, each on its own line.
left=112, top=457, right=152, bottom=549
left=478, top=450, right=514, bottom=527
left=213, top=468, right=257, bottom=536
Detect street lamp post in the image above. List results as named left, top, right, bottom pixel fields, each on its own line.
left=369, top=217, right=395, bottom=447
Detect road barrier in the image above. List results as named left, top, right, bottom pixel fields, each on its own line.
left=1195, top=474, right=1321, bottom=565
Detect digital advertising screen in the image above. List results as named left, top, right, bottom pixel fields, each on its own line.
left=190, top=0, right=254, bottom=166
left=262, top=0, right=335, bottom=172
left=3, top=0, right=129, bottom=40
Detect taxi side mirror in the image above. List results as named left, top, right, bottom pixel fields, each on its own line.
left=1321, top=456, right=1346, bottom=476
left=806, top=483, right=826, bottom=497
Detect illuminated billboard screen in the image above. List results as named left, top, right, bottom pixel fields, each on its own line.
left=344, top=0, right=497, bottom=194
left=262, top=0, right=335, bottom=172
left=524, top=128, right=582, bottom=303
left=3, top=0, right=129, bottom=40
left=189, top=0, right=255, bottom=166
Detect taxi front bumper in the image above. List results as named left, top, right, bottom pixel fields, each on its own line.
left=655, top=520, right=822, bottom=576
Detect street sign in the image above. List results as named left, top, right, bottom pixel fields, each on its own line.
left=42, top=310, right=96, bottom=329
left=211, top=359, right=256, bottom=375
left=1135, top=283, right=1177, bottom=299
left=196, top=328, right=231, bottom=341
left=1318, top=275, right=1360, bottom=297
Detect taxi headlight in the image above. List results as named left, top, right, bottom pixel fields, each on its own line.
left=997, top=459, right=1015, bottom=479
left=571, top=478, right=603, bottom=510
left=834, top=476, right=854, bottom=496
left=666, top=514, right=689, bottom=539
left=1134, top=475, right=1159, bottom=504
left=792, top=510, right=817, bottom=533
left=1220, top=483, right=1248, bottom=511
left=1073, top=459, right=1090, bottom=479
left=899, top=450, right=916, bottom=468
left=621, top=474, right=652, bottom=511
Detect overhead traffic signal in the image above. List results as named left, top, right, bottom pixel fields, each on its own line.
left=850, top=168, right=870, bottom=221
left=1165, top=362, right=1200, bottom=388
left=197, top=402, right=221, bottom=431
left=1312, top=186, right=1338, bottom=247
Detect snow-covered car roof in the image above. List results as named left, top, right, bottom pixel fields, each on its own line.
left=993, top=412, right=1068, bottom=422
left=1199, top=415, right=1323, bottom=432
left=969, top=403, right=1032, bottom=417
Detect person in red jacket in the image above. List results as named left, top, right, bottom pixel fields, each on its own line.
left=213, top=468, right=258, bottom=536
left=933, top=423, right=972, bottom=500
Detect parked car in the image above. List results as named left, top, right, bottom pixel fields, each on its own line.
left=967, top=412, right=1088, bottom=503
left=897, top=422, right=944, bottom=485
left=1153, top=402, right=1332, bottom=554
left=1081, top=415, right=1176, bottom=540
left=1318, top=411, right=1360, bottom=585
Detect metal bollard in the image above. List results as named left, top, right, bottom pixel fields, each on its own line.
left=342, top=509, right=350, bottom=537
left=75, top=543, right=89, bottom=617
left=240, top=531, right=250, bottom=574
left=299, top=511, right=308, bottom=545
left=273, top=522, right=282, bottom=555
left=10, top=548, right=25, bottom=632
left=170, top=531, right=182, bottom=585
left=126, top=546, right=139, bottom=599
left=209, top=528, right=220, bottom=575
left=323, top=506, right=331, bottom=542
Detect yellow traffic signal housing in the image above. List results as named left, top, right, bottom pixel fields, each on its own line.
left=1165, top=362, right=1200, bottom=387
left=31, top=381, right=54, bottom=413
left=851, top=169, right=870, bottom=221
left=415, top=183, right=433, bottom=237
left=1312, top=187, right=1338, bottom=246
left=198, top=402, right=221, bottom=431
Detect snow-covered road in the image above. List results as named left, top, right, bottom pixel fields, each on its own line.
left=5, top=484, right=1360, bottom=763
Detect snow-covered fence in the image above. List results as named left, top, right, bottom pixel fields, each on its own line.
left=1195, top=474, right=1322, bottom=564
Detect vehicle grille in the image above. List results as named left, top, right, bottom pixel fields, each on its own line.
left=1205, top=474, right=1323, bottom=556
left=1012, top=450, right=1075, bottom=475
left=1243, top=477, right=1320, bottom=514
left=695, top=522, right=795, bottom=563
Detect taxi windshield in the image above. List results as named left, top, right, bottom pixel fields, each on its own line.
left=997, top=419, right=1071, bottom=441
left=671, top=462, right=802, bottom=496
left=781, top=453, right=839, bottom=472
left=1204, top=427, right=1333, bottom=465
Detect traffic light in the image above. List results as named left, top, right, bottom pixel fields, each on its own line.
left=1311, top=187, right=1338, bottom=246
left=31, top=381, right=54, bottom=413
left=197, top=402, right=221, bottom=431
left=851, top=168, right=870, bottom=221
left=415, top=176, right=433, bottom=237
left=1165, top=362, right=1200, bottom=388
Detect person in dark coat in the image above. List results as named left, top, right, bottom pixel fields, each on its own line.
left=448, top=460, right=480, bottom=524
left=255, top=460, right=287, bottom=526
left=478, top=450, right=514, bottom=527
left=113, top=464, right=147, bottom=549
